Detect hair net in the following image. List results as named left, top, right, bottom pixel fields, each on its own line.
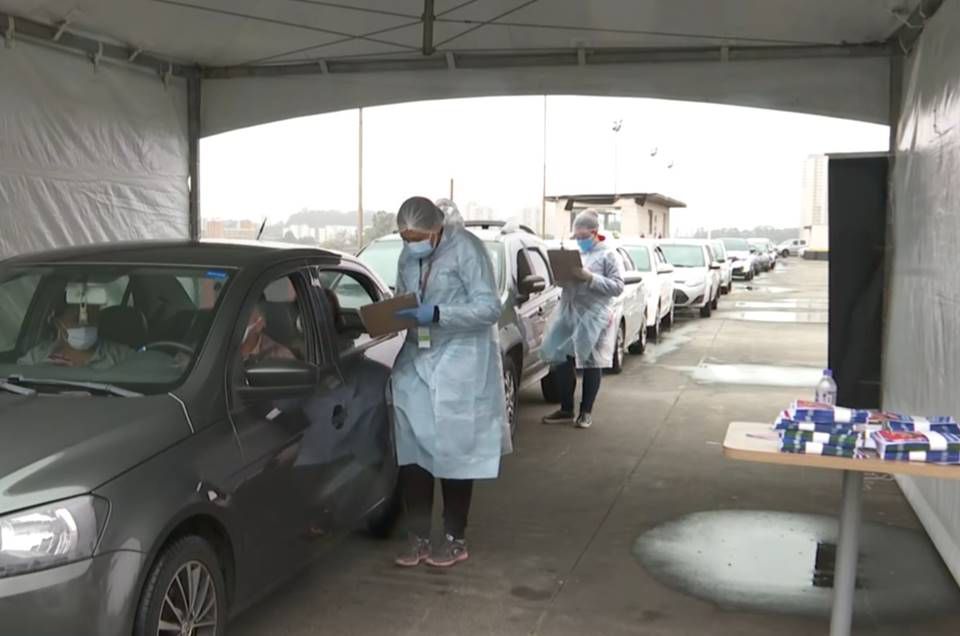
left=397, top=196, right=444, bottom=232
left=573, top=209, right=601, bottom=232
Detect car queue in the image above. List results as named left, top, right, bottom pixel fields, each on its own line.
left=0, top=198, right=794, bottom=635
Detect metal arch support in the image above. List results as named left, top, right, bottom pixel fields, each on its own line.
left=422, top=0, right=435, bottom=56
left=187, top=75, right=202, bottom=240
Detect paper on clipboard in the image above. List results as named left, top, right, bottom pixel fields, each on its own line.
left=359, top=293, right=419, bottom=337
left=547, top=249, right=585, bottom=284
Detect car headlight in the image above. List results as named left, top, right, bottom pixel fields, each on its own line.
left=0, top=495, right=107, bottom=578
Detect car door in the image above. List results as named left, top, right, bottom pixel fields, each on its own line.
left=654, top=247, right=674, bottom=316
left=617, top=248, right=646, bottom=343
left=312, top=264, right=402, bottom=529
left=518, top=242, right=559, bottom=382
left=227, top=266, right=346, bottom=582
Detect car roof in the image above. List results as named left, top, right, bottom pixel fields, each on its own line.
left=658, top=239, right=709, bottom=247
left=2, top=239, right=346, bottom=270
left=366, top=226, right=535, bottom=246
left=616, top=237, right=660, bottom=247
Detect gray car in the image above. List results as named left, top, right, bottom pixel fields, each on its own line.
left=0, top=241, right=403, bottom=635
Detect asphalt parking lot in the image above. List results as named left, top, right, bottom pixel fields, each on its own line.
left=232, top=259, right=960, bottom=635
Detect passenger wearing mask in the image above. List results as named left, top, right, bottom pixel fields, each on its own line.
left=19, top=298, right=132, bottom=369
left=390, top=196, right=509, bottom=569
left=541, top=210, right=625, bottom=429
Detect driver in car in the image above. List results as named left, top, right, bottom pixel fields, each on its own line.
left=240, top=299, right=295, bottom=364
left=18, top=298, right=132, bottom=369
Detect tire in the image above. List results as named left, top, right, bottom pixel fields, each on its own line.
left=631, top=317, right=648, bottom=355
left=366, top=485, right=402, bottom=538
left=503, top=355, right=520, bottom=437
left=711, top=290, right=719, bottom=310
left=700, top=301, right=712, bottom=318
left=644, top=304, right=661, bottom=344
left=135, top=536, right=227, bottom=636
left=663, top=304, right=675, bottom=330
left=728, top=279, right=734, bottom=292
left=541, top=372, right=561, bottom=404
left=610, top=323, right=626, bottom=374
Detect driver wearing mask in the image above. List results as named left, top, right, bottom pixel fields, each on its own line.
left=19, top=299, right=132, bottom=369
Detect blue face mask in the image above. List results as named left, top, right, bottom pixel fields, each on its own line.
left=406, top=239, right=435, bottom=258
left=577, top=238, right=595, bottom=253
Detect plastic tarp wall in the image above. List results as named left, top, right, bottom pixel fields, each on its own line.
left=887, top=0, right=960, bottom=585
left=0, top=41, right=188, bottom=260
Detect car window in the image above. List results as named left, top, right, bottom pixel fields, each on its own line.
left=617, top=248, right=636, bottom=272
left=0, top=265, right=231, bottom=394
left=626, top=246, right=652, bottom=272
left=526, top=248, right=553, bottom=284
left=0, top=273, right=40, bottom=353
left=239, top=274, right=308, bottom=368
left=317, top=269, right=382, bottom=353
left=660, top=245, right=706, bottom=268
left=722, top=238, right=749, bottom=251
left=358, top=237, right=504, bottom=293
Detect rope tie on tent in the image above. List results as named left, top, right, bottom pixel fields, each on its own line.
left=53, top=20, right=70, bottom=42
left=128, top=48, right=142, bottom=63
left=4, top=16, right=14, bottom=49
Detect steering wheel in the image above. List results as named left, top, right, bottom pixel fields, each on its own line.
left=143, top=341, right=195, bottom=355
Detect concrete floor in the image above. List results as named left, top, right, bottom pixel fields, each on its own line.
left=232, top=260, right=960, bottom=635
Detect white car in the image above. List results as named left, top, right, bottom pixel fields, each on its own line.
left=659, top=240, right=722, bottom=318
left=616, top=238, right=675, bottom=342
left=720, top=237, right=756, bottom=280
left=709, top=239, right=733, bottom=295
left=778, top=238, right=807, bottom=257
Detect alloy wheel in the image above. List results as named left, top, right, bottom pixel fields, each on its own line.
left=503, top=365, right=518, bottom=436
left=157, top=561, right=219, bottom=636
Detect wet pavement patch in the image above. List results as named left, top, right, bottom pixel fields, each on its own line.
left=633, top=510, right=960, bottom=621
left=716, top=310, right=828, bottom=324
left=684, top=363, right=823, bottom=387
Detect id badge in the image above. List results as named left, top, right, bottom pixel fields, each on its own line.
left=417, top=327, right=432, bottom=349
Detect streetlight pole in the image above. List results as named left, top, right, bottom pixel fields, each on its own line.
left=612, top=119, right=623, bottom=196
left=541, top=95, right=548, bottom=236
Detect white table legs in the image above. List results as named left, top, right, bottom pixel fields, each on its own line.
left=829, top=470, right=863, bottom=636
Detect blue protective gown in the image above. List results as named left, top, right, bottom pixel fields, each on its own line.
left=541, top=240, right=625, bottom=369
left=391, top=222, right=510, bottom=479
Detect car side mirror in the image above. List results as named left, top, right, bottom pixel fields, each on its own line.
left=517, top=275, right=546, bottom=302
left=749, top=248, right=758, bottom=254
left=623, top=272, right=644, bottom=286
left=243, top=359, right=318, bottom=392
left=658, top=264, right=674, bottom=274
left=709, top=263, right=722, bottom=270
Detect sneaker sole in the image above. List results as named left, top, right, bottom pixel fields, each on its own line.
left=542, top=417, right=574, bottom=425
left=425, top=552, right=469, bottom=568
left=395, top=553, right=429, bottom=568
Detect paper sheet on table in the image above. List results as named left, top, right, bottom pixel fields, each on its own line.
left=548, top=249, right=584, bottom=284
left=359, top=293, right=418, bottom=337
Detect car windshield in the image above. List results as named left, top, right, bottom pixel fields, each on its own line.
left=712, top=243, right=726, bottom=259
left=660, top=245, right=705, bottom=268
left=0, top=264, right=231, bottom=395
left=722, top=238, right=749, bottom=251
left=359, top=238, right=505, bottom=292
left=625, top=246, right=651, bottom=272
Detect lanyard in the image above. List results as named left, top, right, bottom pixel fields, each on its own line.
left=418, top=258, right=435, bottom=298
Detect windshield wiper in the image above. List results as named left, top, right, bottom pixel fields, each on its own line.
left=8, top=376, right=142, bottom=398
left=0, top=379, right=36, bottom=396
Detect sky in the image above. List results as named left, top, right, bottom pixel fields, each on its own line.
left=200, top=95, right=889, bottom=235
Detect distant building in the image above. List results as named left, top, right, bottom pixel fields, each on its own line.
left=202, top=219, right=259, bottom=240
left=801, top=155, right=829, bottom=251
left=543, top=193, right=686, bottom=239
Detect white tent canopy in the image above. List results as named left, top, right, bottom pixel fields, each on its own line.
left=0, top=0, right=926, bottom=133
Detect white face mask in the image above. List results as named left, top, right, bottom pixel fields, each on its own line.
left=66, top=326, right=98, bottom=351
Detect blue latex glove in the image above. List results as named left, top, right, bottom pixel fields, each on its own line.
left=395, top=304, right=437, bottom=326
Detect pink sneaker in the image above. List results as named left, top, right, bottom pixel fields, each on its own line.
left=395, top=535, right=430, bottom=567
left=425, top=535, right=469, bottom=568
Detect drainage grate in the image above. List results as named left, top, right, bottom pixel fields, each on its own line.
left=812, top=542, right=862, bottom=589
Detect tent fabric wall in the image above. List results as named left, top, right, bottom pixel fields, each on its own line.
left=887, top=0, right=960, bottom=585
left=0, top=41, right=189, bottom=259
left=203, top=56, right=890, bottom=137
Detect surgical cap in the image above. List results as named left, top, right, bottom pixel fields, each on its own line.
left=573, top=210, right=601, bottom=232
left=397, top=196, right=444, bottom=232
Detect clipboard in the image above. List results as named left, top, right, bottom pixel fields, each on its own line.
left=547, top=249, right=585, bottom=284
left=359, top=293, right=419, bottom=337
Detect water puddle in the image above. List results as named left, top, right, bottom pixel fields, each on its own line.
left=717, top=310, right=828, bottom=324
left=639, top=323, right=697, bottom=364
left=682, top=363, right=823, bottom=387
left=733, top=300, right=828, bottom=310
left=633, top=510, right=960, bottom=620
left=741, top=285, right=796, bottom=294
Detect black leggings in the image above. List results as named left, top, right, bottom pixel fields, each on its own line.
left=556, top=357, right=602, bottom=414
left=400, top=464, right=474, bottom=540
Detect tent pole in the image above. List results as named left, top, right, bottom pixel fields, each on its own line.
left=188, top=75, right=202, bottom=241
